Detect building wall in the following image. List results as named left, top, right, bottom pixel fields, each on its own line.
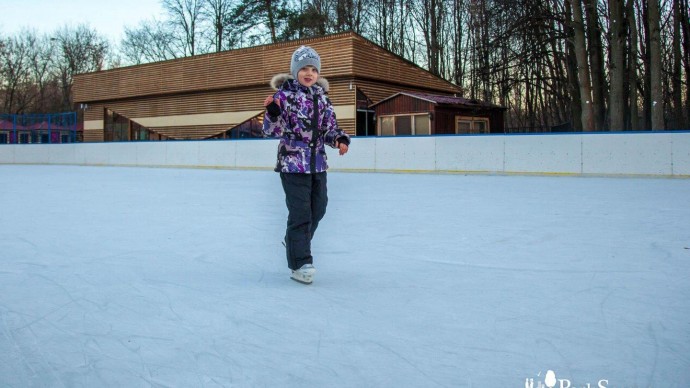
left=75, top=32, right=461, bottom=142
left=434, top=108, right=458, bottom=135
left=373, top=95, right=435, bottom=115
left=82, top=78, right=359, bottom=141
left=2, top=132, right=689, bottom=177
left=433, top=106, right=505, bottom=135
left=372, top=95, right=505, bottom=135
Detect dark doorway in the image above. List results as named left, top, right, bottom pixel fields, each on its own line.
left=356, top=89, right=376, bottom=136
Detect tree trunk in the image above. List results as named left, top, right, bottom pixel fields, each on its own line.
left=681, top=0, right=690, bottom=127
left=648, top=0, right=664, bottom=129
left=570, top=0, right=595, bottom=131
left=609, top=0, right=626, bottom=131
left=264, top=0, right=277, bottom=42
left=565, top=0, right=583, bottom=131
left=671, top=0, right=683, bottom=129
left=429, top=0, right=440, bottom=76
left=640, top=0, right=652, bottom=129
left=583, top=0, right=607, bottom=130
left=453, top=0, right=466, bottom=86
left=627, top=0, right=639, bottom=131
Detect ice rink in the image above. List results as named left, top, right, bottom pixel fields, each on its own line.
left=1, top=165, right=689, bottom=387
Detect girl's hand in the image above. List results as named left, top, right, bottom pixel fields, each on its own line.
left=336, top=141, right=349, bottom=155
left=264, top=96, right=280, bottom=107
left=265, top=96, right=281, bottom=117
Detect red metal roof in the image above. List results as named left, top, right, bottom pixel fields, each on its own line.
left=371, top=91, right=505, bottom=109
left=0, top=119, right=20, bottom=130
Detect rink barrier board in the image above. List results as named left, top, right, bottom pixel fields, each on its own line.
left=1, top=131, right=689, bottom=177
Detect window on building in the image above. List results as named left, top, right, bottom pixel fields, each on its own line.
left=104, top=109, right=157, bottom=141
left=0, top=133, right=7, bottom=144
left=456, top=116, right=490, bottom=134
left=380, top=116, right=395, bottom=136
left=378, top=114, right=432, bottom=136
left=132, top=122, right=149, bottom=141
left=397, top=116, right=412, bottom=135
left=104, top=109, right=129, bottom=141
left=415, top=115, right=430, bottom=135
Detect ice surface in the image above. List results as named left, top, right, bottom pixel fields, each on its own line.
left=1, top=165, right=689, bottom=387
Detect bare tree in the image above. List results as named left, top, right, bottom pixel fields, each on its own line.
left=25, top=32, right=60, bottom=113
left=0, top=32, right=33, bottom=113
left=122, top=19, right=179, bottom=64
left=231, top=0, right=294, bottom=44
left=202, top=0, right=235, bottom=52
left=370, top=0, right=396, bottom=51
left=335, top=0, right=366, bottom=33
left=52, top=25, right=109, bottom=111
left=410, top=0, right=447, bottom=76
left=163, top=0, right=206, bottom=56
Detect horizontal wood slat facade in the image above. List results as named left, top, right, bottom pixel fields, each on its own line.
left=74, top=33, right=360, bottom=103
left=74, top=32, right=461, bottom=141
left=84, top=131, right=103, bottom=142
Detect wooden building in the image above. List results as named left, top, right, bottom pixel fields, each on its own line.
left=371, top=92, right=506, bottom=136
left=73, top=32, right=462, bottom=142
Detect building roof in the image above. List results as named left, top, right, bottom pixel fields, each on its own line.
left=73, top=32, right=461, bottom=104
left=0, top=119, right=14, bottom=130
left=370, top=91, right=505, bottom=109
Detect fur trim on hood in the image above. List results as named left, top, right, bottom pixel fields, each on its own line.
left=270, top=73, right=329, bottom=92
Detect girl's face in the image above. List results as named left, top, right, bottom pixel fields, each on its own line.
left=297, top=66, right=319, bottom=88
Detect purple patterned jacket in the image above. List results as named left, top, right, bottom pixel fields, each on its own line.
left=263, top=74, right=350, bottom=174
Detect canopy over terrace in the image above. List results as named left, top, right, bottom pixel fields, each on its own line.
left=132, top=110, right=264, bottom=140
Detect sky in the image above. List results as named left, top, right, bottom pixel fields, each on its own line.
left=1, top=164, right=689, bottom=386
left=0, top=0, right=165, bottom=43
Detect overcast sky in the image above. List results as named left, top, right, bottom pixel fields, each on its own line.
left=0, top=0, right=164, bottom=43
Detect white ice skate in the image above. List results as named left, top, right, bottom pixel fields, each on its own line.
left=291, top=264, right=316, bottom=284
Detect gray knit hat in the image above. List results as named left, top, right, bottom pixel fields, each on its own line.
left=290, top=45, right=321, bottom=79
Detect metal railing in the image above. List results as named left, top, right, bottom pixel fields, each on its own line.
left=0, top=112, right=78, bottom=144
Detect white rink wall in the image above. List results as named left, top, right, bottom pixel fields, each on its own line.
left=1, top=132, right=689, bottom=177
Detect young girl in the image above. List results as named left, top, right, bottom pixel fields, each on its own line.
left=263, top=45, right=350, bottom=284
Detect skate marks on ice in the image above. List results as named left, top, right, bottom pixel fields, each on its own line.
left=1, top=166, right=690, bottom=386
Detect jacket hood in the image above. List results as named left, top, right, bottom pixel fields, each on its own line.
left=270, top=73, right=330, bottom=93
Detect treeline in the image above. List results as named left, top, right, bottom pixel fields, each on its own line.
left=1, top=0, right=688, bottom=131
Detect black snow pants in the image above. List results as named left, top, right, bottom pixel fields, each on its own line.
left=280, top=172, right=328, bottom=270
